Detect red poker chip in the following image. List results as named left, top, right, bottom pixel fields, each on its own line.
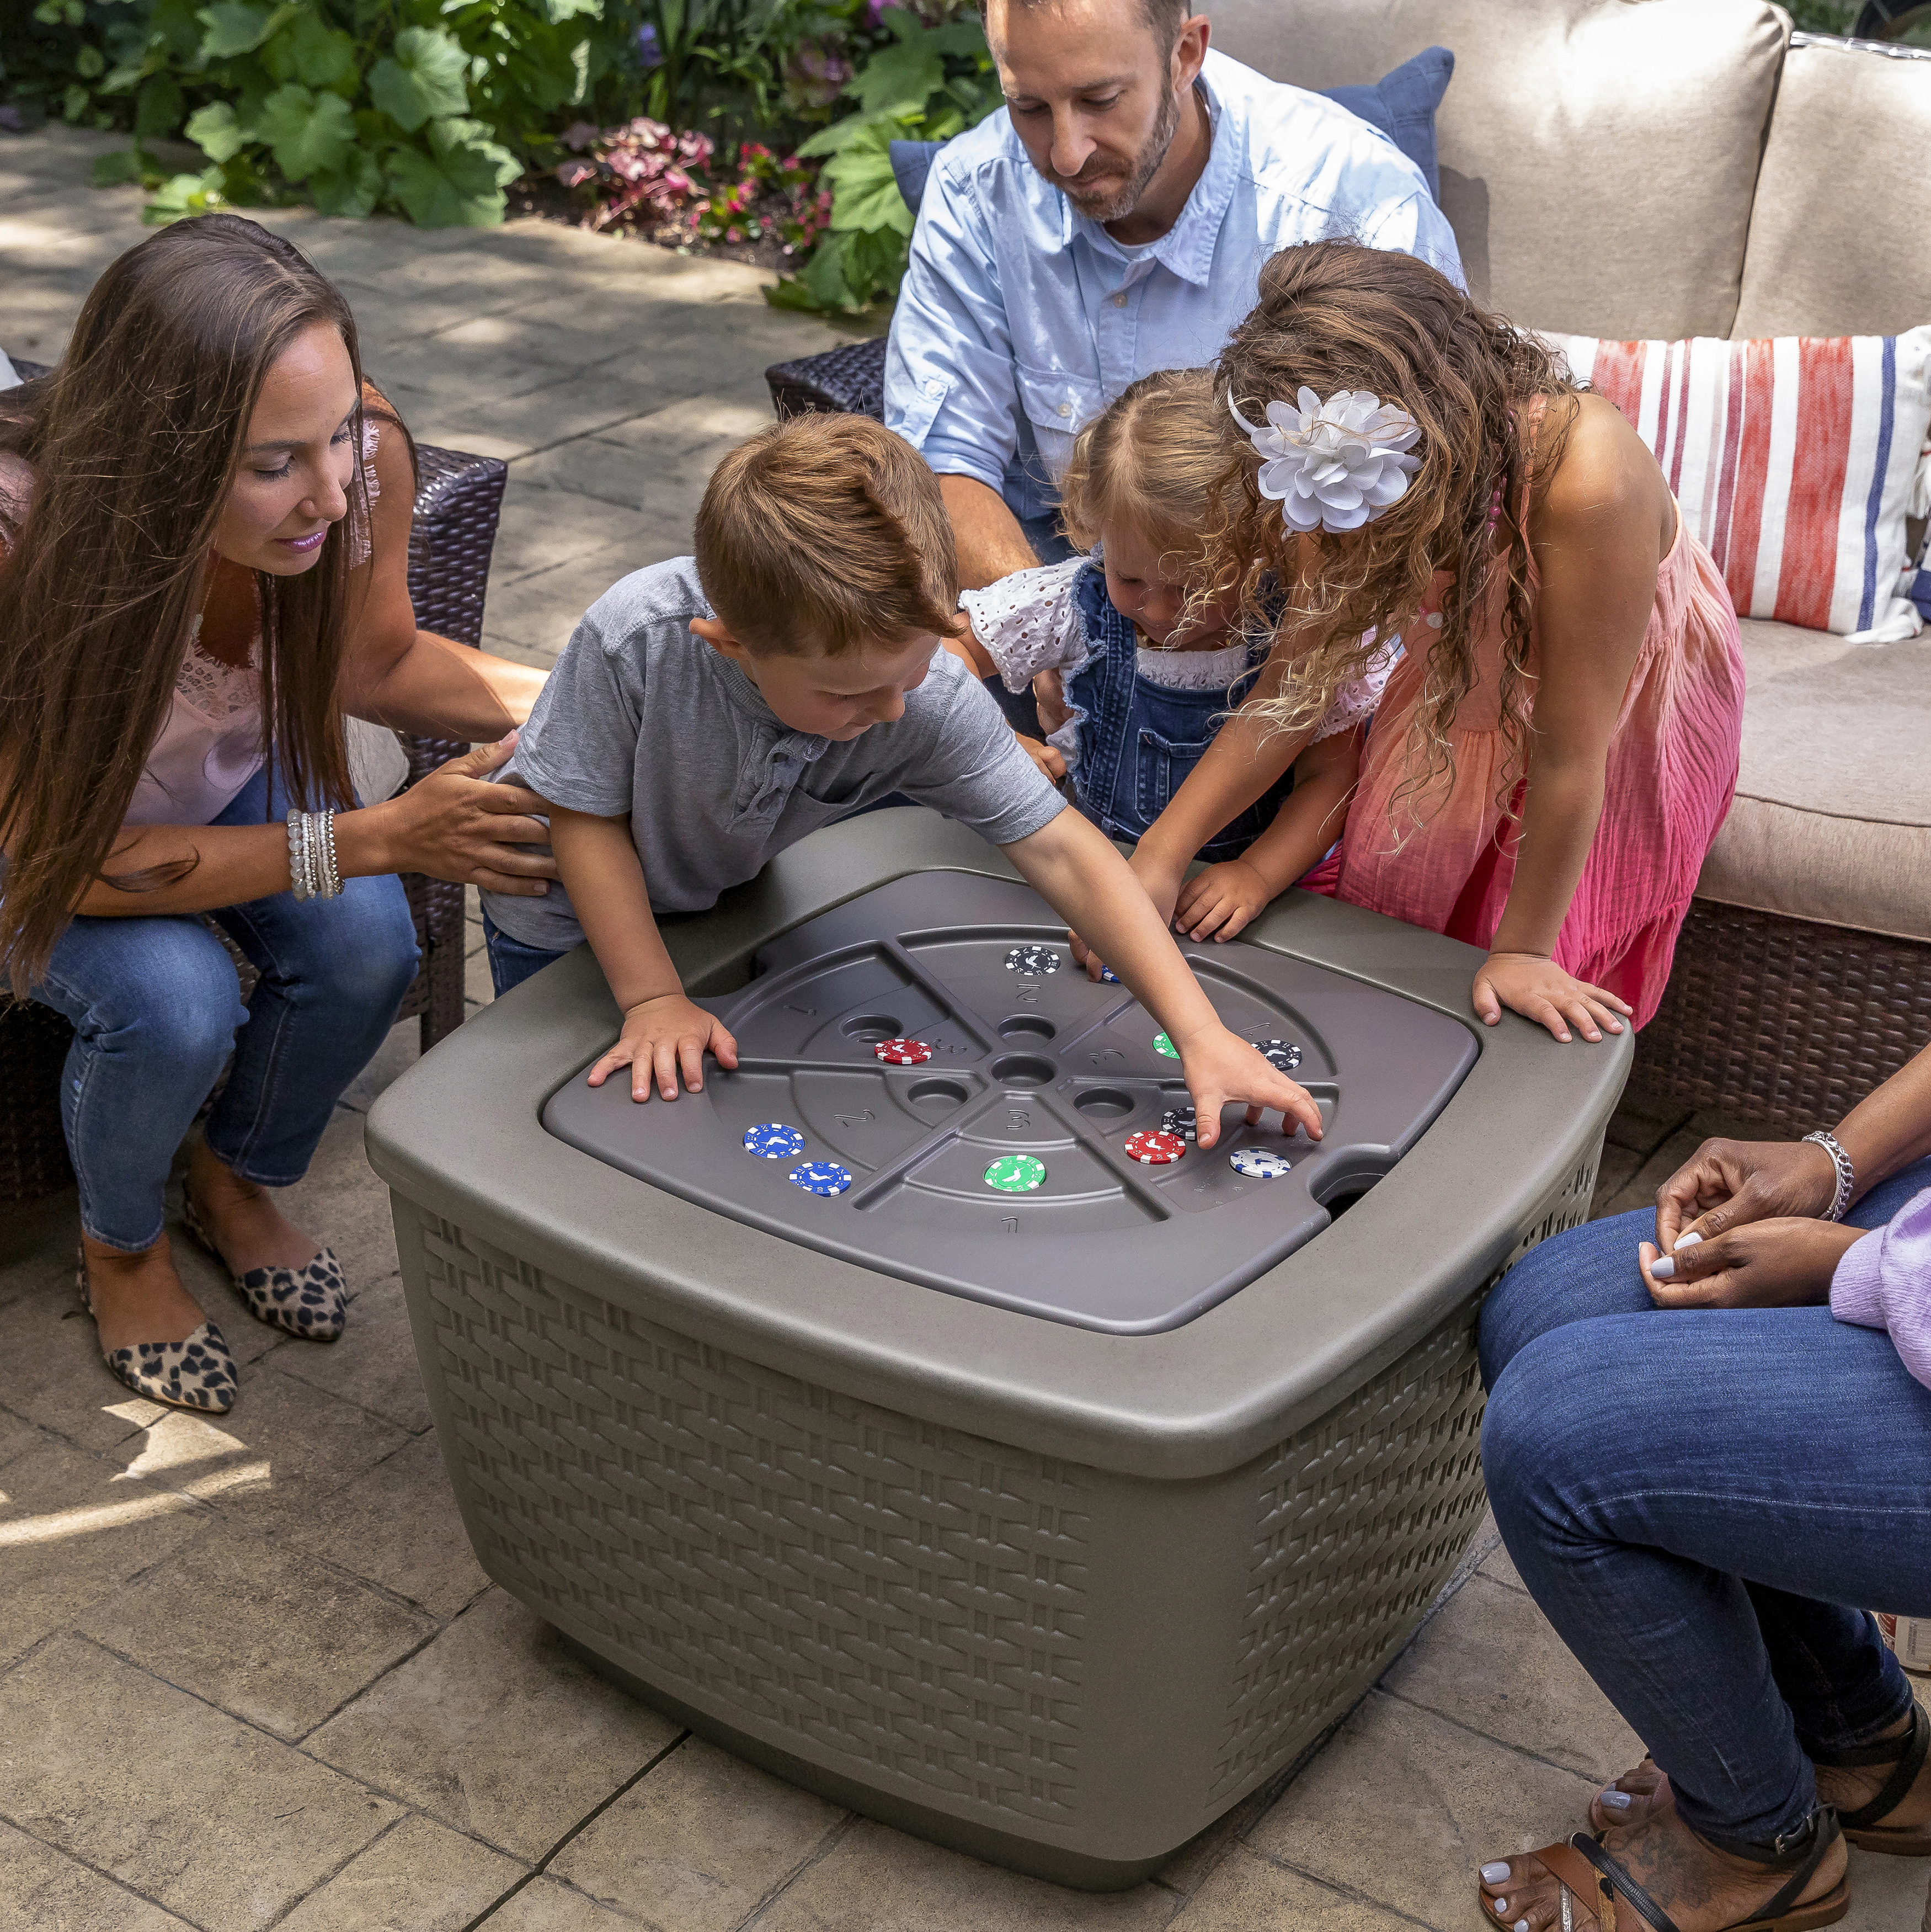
left=1123, top=1129, right=1187, bottom=1165
left=873, top=1038, right=933, bottom=1065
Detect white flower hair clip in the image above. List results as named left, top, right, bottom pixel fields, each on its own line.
left=1230, top=386, right=1422, bottom=534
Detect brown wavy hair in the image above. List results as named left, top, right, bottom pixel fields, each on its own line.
left=0, top=213, right=371, bottom=993
left=1206, top=240, right=1579, bottom=828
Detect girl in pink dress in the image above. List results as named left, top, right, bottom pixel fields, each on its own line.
left=1125, top=241, right=1745, bottom=1040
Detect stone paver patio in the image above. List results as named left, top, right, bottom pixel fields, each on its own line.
left=3, top=123, right=1925, bottom=1932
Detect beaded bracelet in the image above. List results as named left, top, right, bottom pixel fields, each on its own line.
left=285, top=808, right=343, bottom=901
left=1801, top=1129, right=1855, bottom=1222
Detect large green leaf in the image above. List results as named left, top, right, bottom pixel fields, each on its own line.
left=367, top=25, right=470, bottom=132
left=843, top=36, right=944, bottom=118
left=540, top=0, right=601, bottom=19
left=311, top=145, right=382, bottom=219
left=92, top=146, right=148, bottom=186
left=134, top=72, right=185, bottom=139
left=822, top=121, right=913, bottom=238
left=195, top=1, right=279, bottom=58
left=256, top=83, right=356, bottom=181
left=262, top=13, right=358, bottom=92
left=185, top=98, right=250, bottom=162
left=384, top=117, right=517, bottom=226
left=143, top=166, right=229, bottom=225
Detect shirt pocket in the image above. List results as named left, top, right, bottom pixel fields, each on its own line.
left=1015, top=361, right=1104, bottom=483
left=1133, top=723, right=1218, bottom=829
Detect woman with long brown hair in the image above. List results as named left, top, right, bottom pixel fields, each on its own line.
left=1114, top=239, right=1746, bottom=1044
left=0, top=214, right=554, bottom=1414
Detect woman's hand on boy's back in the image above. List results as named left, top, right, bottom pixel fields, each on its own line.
left=588, top=993, right=740, bottom=1103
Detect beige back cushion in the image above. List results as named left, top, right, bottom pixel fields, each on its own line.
left=1733, top=39, right=1931, bottom=338
left=1206, top=0, right=1786, bottom=340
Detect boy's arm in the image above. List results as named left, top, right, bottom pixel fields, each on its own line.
left=1001, top=809, right=1323, bottom=1148
left=547, top=806, right=740, bottom=1101
left=1175, top=726, right=1362, bottom=943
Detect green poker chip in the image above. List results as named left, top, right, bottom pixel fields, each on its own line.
left=1153, top=1032, right=1180, bottom=1059
left=984, top=1154, right=1047, bottom=1193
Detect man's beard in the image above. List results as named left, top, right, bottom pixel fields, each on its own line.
left=1054, top=78, right=1183, bottom=224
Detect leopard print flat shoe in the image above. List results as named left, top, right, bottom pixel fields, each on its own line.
left=76, top=1249, right=237, bottom=1414
left=180, top=1193, right=348, bottom=1343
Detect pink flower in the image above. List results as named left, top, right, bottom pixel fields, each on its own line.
left=555, top=159, right=597, bottom=187
left=726, top=225, right=742, bottom=243
left=559, top=121, right=601, bottom=151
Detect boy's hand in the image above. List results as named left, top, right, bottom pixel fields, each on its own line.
left=1472, top=951, right=1631, bottom=1044
left=1175, top=860, right=1274, bottom=943
left=1177, top=1024, right=1324, bottom=1149
left=1015, top=732, right=1066, bottom=783
left=588, top=993, right=740, bottom=1101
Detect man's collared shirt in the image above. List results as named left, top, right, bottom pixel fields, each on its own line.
left=885, top=49, right=1465, bottom=521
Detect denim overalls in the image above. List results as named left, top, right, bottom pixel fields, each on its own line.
left=1065, top=562, right=1293, bottom=862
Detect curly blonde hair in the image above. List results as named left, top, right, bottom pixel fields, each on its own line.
left=1206, top=241, right=1579, bottom=825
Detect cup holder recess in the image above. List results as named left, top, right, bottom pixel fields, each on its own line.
left=841, top=1014, right=903, bottom=1044
left=999, top=1015, right=1056, bottom=1042
left=988, top=1054, right=1055, bottom=1088
left=906, top=1077, right=970, bottom=1112
left=1073, top=1087, right=1135, bottom=1120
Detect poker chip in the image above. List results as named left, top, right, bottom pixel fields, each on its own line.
left=873, top=1037, right=933, bottom=1065
left=1160, top=1105, right=1197, bottom=1143
left=1123, top=1129, right=1186, bottom=1165
left=1251, top=1037, right=1303, bottom=1073
left=1229, top=1147, right=1293, bottom=1179
left=984, top=1154, right=1046, bottom=1193
left=1152, top=1032, right=1180, bottom=1060
left=743, top=1122, right=806, bottom=1159
left=1099, top=967, right=1120, bottom=984
left=788, top=1160, right=852, bottom=1196
left=1004, top=945, right=1062, bottom=975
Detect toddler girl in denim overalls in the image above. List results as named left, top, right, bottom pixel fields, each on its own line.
left=952, top=369, right=1396, bottom=943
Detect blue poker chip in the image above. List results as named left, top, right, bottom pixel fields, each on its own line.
left=744, top=1122, right=806, bottom=1159
left=1229, top=1147, right=1293, bottom=1179
left=1099, top=967, right=1120, bottom=983
left=788, top=1160, right=852, bottom=1197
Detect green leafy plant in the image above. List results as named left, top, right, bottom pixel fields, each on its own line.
left=0, top=0, right=150, bottom=131
left=87, top=0, right=619, bottom=226
left=766, top=4, right=994, bottom=315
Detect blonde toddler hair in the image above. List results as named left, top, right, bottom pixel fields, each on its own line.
left=1057, top=367, right=1228, bottom=566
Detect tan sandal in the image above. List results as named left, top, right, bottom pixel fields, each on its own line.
left=1815, top=1703, right=1931, bottom=1855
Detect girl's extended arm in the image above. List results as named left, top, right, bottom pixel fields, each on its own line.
left=1474, top=396, right=1672, bottom=1043
left=547, top=805, right=739, bottom=1102
left=1173, top=724, right=1361, bottom=942
left=1002, top=807, right=1322, bottom=1146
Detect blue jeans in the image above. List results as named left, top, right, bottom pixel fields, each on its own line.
left=1477, top=1156, right=1931, bottom=1846
left=28, top=763, right=419, bottom=1250
left=482, top=911, right=570, bottom=998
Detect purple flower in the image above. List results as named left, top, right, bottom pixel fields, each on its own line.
left=635, top=22, right=663, bottom=68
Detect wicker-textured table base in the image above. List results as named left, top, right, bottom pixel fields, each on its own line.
left=1633, top=898, right=1931, bottom=1139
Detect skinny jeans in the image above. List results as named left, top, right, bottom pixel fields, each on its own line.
left=1477, top=1158, right=1931, bottom=1845
left=27, top=763, right=419, bottom=1250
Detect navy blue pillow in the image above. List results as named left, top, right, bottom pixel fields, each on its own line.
left=888, top=45, right=1454, bottom=217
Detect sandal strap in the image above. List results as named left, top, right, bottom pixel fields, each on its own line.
left=1822, top=1704, right=1929, bottom=1829
left=1569, top=1834, right=1682, bottom=1932
left=1685, top=1808, right=1843, bottom=1925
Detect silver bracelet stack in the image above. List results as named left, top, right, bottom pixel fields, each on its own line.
left=285, top=808, right=344, bottom=902
left=1801, top=1129, right=1855, bottom=1222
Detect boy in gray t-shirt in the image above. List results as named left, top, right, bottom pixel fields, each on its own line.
left=480, top=414, right=1320, bottom=1151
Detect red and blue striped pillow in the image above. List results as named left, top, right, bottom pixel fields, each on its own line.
left=1546, top=328, right=1931, bottom=642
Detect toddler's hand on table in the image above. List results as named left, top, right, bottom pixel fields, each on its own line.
left=587, top=994, right=740, bottom=1102
left=1472, top=951, right=1631, bottom=1044
left=1177, top=1027, right=1324, bottom=1149
left=1175, top=861, right=1274, bottom=943
left=1015, top=733, right=1066, bottom=783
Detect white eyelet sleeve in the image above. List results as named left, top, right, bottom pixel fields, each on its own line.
left=958, top=557, right=1091, bottom=694
left=1310, top=632, right=1403, bottom=742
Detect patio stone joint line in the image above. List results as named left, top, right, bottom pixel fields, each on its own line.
left=1246, top=1842, right=1450, bottom=1932
left=733, top=1809, right=863, bottom=1932
left=0, top=1801, right=206, bottom=1929
left=1371, top=1683, right=1611, bottom=1789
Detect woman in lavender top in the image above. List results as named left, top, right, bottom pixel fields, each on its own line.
left=1471, top=1041, right=1931, bottom=1932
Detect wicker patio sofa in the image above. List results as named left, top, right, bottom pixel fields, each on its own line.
left=769, top=0, right=1931, bottom=1142
left=0, top=353, right=507, bottom=1203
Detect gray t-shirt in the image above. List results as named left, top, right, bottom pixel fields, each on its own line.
left=481, top=555, right=1065, bottom=952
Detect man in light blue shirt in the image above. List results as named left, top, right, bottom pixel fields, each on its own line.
left=886, top=0, right=1463, bottom=589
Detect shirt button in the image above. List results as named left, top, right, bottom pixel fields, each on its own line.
left=1111, top=292, right=1127, bottom=308
left=924, top=379, right=941, bottom=397
left=1057, top=402, right=1072, bottom=417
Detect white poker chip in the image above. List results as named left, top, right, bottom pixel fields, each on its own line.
left=1004, top=944, right=1062, bottom=974
left=1229, top=1147, right=1293, bottom=1179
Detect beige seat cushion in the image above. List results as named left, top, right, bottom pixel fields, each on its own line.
left=1696, top=619, right=1931, bottom=943
left=1205, top=0, right=1786, bottom=340
left=1732, top=37, right=1931, bottom=339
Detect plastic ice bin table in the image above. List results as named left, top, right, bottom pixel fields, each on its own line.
left=367, top=811, right=1629, bottom=1888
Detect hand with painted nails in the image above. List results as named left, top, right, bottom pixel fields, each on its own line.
left=1638, top=1217, right=1865, bottom=1310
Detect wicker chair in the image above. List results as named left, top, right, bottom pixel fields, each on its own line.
left=0, top=356, right=508, bottom=1204
left=766, top=336, right=888, bottom=423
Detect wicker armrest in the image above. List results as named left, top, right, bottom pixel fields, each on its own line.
left=765, top=337, right=888, bottom=422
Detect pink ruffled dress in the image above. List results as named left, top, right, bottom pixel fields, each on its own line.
left=1321, top=457, right=1746, bottom=1030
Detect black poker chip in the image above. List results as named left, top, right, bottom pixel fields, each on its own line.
left=1160, top=1105, right=1197, bottom=1143
left=1004, top=944, right=1061, bottom=975
left=1251, top=1037, right=1303, bottom=1073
